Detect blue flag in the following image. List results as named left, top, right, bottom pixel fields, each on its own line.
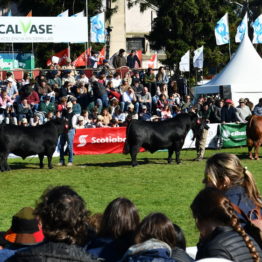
left=90, top=13, right=105, bottom=43
left=235, top=13, right=248, bottom=43
left=252, top=14, right=262, bottom=44
left=215, top=13, right=230, bottom=45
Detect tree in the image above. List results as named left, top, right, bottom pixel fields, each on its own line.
left=128, top=0, right=262, bottom=75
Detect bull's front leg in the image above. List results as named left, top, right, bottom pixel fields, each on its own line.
left=38, top=154, right=44, bottom=168
left=130, top=145, right=139, bottom=167
left=167, top=148, right=174, bottom=164
left=247, top=138, right=254, bottom=160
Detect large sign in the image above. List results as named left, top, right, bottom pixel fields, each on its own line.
left=0, top=17, right=88, bottom=43
left=220, top=123, right=247, bottom=148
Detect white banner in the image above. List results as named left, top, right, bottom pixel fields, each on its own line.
left=0, top=17, right=88, bottom=43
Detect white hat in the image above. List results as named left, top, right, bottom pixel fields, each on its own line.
left=97, top=115, right=104, bottom=121
left=66, top=101, right=73, bottom=108
left=128, top=103, right=134, bottom=109
left=78, top=116, right=84, bottom=121
left=21, top=118, right=28, bottom=124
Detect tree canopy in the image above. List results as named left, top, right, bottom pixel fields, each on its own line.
left=128, top=0, right=262, bottom=74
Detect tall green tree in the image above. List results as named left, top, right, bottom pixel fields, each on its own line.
left=128, top=0, right=261, bottom=74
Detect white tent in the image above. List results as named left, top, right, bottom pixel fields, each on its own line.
left=194, top=34, right=262, bottom=104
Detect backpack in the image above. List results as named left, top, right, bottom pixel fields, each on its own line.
left=231, top=202, right=262, bottom=248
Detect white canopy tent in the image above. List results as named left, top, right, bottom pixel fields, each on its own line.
left=194, top=34, right=262, bottom=104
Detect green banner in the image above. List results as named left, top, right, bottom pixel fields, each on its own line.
left=0, top=53, right=35, bottom=70
left=220, top=123, right=247, bottom=148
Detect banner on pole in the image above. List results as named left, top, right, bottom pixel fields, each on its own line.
left=220, top=123, right=246, bottom=148
left=0, top=17, right=88, bottom=43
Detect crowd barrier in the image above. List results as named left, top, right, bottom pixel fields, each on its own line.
left=8, top=123, right=247, bottom=159
left=73, top=123, right=247, bottom=155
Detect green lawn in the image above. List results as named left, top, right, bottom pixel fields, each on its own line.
left=1, top=147, right=262, bottom=246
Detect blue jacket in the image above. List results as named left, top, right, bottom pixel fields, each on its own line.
left=121, top=239, right=177, bottom=262
left=86, top=236, right=132, bottom=262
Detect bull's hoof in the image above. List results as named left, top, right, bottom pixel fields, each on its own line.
left=132, top=163, right=138, bottom=167
left=167, top=159, right=173, bottom=164
left=176, top=160, right=181, bottom=165
left=48, top=165, right=53, bottom=169
left=40, top=165, right=44, bottom=169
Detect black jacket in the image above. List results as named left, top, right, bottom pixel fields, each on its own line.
left=196, top=226, right=262, bottom=261
left=8, top=241, right=97, bottom=262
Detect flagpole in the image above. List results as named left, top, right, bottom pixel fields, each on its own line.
left=11, top=43, right=15, bottom=69
left=85, top=0, right=89, bottom=68
left=227, top=14, right=232, bottom=59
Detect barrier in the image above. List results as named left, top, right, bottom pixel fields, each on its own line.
left=73, top=124, right=221, bottom=155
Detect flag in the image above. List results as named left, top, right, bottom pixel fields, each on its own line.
left=7, top=9, right=12, bottom=16
left=46, top=48, right=69, bottom=66
left=57, top=10, right=69, bottom=17
left=72, top=48, right=92, bottom=67
left=71, top=10, right=84, bottom=17
left=135, top=50, right=142, bottom=68
left=215, top=13, right=230, bottom=45
left=98, top=47, right=106, bottom=65
left=193, top=46, right=204, bottom=69
left=26, top=10, right=32, bottom=17
left=90, top=13, right=105, bottom=43
left=147, top=53, right=158, bottom=68
left=252, top=14, right=262, bottom=44
left=235, top=12, right=248, bottom=43
left=179, top=50, right=190, bottom=72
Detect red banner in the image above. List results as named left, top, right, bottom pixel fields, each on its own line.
left=74, top=127, right=127, bottom=155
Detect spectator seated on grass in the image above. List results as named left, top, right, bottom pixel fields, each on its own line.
left=0, top=207, right=44, bottom=262
left=122, top=212, right=193, bottom=262
left=86, top=197, right=140, bottom=262
left=10, top=186, right=96, bottom=262
left=191, top=187, right=262, bottom=261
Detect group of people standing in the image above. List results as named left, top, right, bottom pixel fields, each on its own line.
left=0, top=153, right=262, bottom=262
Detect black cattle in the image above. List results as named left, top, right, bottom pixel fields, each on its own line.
left=0, top=118, right=66, bottom=171
left=123, top=113, right=199, bottom=166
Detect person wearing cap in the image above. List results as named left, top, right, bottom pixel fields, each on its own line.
left=12, top=186, right=96, bottom=262
left=194, top=102, right=211, bottom=161
left=75, top=115, right=85, bottom=129
left=17, top=99, right=32, bottom=126
left=126, top=103, right=138, bottom=122
left=5, top=78, right=18, bottom=101
left=139, top=105, right=151, bottom=121
left=38, top=96, right=55, bottom=115
left=236, top=98, right=252, bottom=123
left=75, top=71, right=89, bottom=86
left=0, top=207, right=44, bottom=261
left=61, top=57, right=76, bottom=75
left=61, top=70, right=76, bottom=86
left=253, top=98, right=262, bottom=116
left=113, top=49, right=127, bottom=69
left=221, top=99, right=237, bottom=123
left=71, top=96, right=81, bottom=116
left=58, top=101, right=77, bottom=166
left=127, top=50, right=141, bottom=69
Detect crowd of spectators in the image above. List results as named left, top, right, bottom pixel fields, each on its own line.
left=0, top=153, right=262, bottom=262
left=0, top=64, right=259, bottom=129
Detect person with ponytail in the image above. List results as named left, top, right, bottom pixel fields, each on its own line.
left=191, top=187, right=262, bottom=261
left=203, top=153, right=262, bottom=242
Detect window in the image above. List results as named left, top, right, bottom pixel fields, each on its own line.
left=126, top=38, right=145, bottom=53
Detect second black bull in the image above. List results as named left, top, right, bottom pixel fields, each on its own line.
left=123, top=113, right=200, bottom=166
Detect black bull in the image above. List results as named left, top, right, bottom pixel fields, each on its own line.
left=0, top=119, right=66, bottom=171
left=123, top=113, right=200, bottom=166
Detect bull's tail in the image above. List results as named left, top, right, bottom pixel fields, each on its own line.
left=123, top=120, right=133, bottom=154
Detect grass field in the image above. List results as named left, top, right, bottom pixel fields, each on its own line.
left=1, top=147, right=262, bottom=246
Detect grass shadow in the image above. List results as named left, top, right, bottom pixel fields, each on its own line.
left=8, top=162, right=40, bottom=170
